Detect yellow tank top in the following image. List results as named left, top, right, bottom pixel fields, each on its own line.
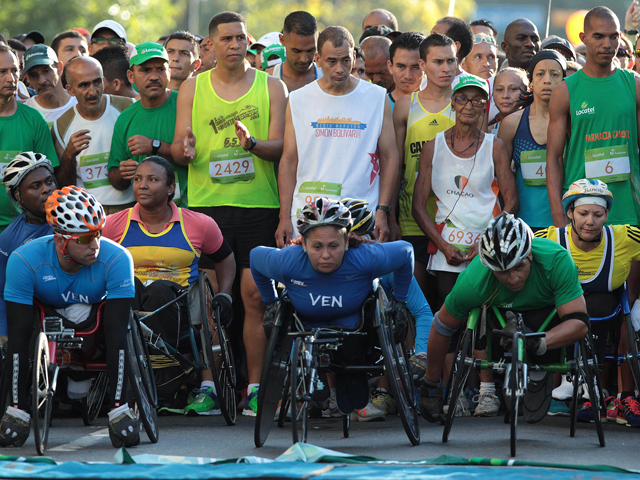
left=189, top=70, right=278, bottom=208
left=399, top=93, right=456, bottom=236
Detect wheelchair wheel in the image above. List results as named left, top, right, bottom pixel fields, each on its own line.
left=82, top=372, right=108, bottom=426
left=624, top=314, right=640, bottom=392
left=127, top=314, right=159, bottom=443
left=376, top=308, right=420, bottom=446
left=579, top=338, right=605, bottom=447
left=254, top=302, right=294, bottom=447
left=342, top=414, right=349, bottom=438
left=290, top=337, right=309, bottom=444
left=199, top=273, right=237, bottom=426
left=443, top=327, right=474, bottom=443
left=33, top=332, right=53, bottom=456
left=570, top=372, right=578, bottom=438
left=277, top=373, right=291, bottom=428
left=509, top=335, right=523, bottom=458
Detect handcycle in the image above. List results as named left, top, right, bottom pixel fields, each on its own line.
left=442, top=305, right=605, bottom=457
left=254, top=279, right=420, bottom=447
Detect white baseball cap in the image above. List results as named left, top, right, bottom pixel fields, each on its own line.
left=253, top=32, right=281, bottom=49
left=92, top=20, right=127, bottom=42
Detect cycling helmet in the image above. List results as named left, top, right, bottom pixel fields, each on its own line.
left=296, top=197, right=352, bottom=235
left=46, top=186, right=105, bottom=234
left=342, top=198, right=375, bottom=236
left=3, top=152, right=55, bottom=201
left=478, top=212, right=533, bottom=271
left=562, top=178, right=613, bottom=213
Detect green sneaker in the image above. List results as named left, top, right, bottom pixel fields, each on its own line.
left=243, top=386, right=259, bottom=417
left=184, top=387, right=221, bottom=416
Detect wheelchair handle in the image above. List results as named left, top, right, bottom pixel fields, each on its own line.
left=492, top=329, right=515, bottom=339
left=524, top=332, right=546, bottom=339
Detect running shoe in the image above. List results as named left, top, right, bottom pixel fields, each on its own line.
left=184, top=387, right=221, bottom=416
left=617, top=396, right=640, bottom=427
left=243, top=386, right=259, bottom=417
left=443, top=393, right=471, bottom=417
left=322, top=395, right=342, bottom=418
left=552, top=375, right=573, bottom=400
left=350, top=401, right=385, bottom=422
left=547, top=399, right=570, bottom=417
left=577, top=396, right=616, bottom=423
left=108, top=405, right=141, bottom=448
left=372, top=389, right=397, bottom=415
left=0, top=407, right=30, bottom=447
left=473, top=392, right=500, bottom=417
left=418, top=379, right=444, bottom=423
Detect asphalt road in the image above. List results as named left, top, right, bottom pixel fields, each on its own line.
left=5, top=410, right=640, bottom=468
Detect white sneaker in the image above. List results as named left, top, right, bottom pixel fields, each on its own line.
left=473, top=392, right=500, bottom=417
left=350, top=401, right=385, bottom=422
left=322, top=395, right=343, bottom=418
left=552, top=375, right=573, bottom=400
left=443, top=394, right=471, bottom=417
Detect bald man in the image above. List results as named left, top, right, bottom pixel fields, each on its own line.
left=362, top=9, right=398, bottom=32
left=361, top=36, right=395, bottom=94
left=501, top=19, right=541, bottom=69
left=54, top=56, right=135, bottom=209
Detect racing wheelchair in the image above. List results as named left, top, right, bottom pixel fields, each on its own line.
left=442, top=305, right=606, bottom=457
left=254, top=279, right=420, bottom=447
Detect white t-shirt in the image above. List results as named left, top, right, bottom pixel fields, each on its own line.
left=53, top=95, right=135, bottom=206
left=289, top=79, right=386, bottom=218
left=25, top=95, right=77, bottom=127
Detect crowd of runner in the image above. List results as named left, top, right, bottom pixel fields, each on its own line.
left=0, top=0, right=639, bottom=448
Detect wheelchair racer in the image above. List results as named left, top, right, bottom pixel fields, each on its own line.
left=535, top=179, right=640, bottom=425
left=1, top=186, right=140, bottom=448
left=413, top=212, right=589, bottom=423
left=250, top=198, right=414, bottom=415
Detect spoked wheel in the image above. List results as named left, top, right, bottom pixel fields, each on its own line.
left=443, top=328, right=474, bottom=443
left=376, top=305, right=420, bottom=446
left=199, top=273, right=237, bottom=426
left=624, top=314, right=640, bottom=392
left=277, top=373, right=291, bottom=428
left=82, top=372, right=108, bottom=426
left=342, top=414, right=350, bottom=438
left=509, top=334, right=523, bottom=458
left=127, top=314, right=159, bottom=443
left=290, top=337, right=310, bottom=444
left=579, top=338, right=605, bottom=447
left=33, top=332, right=53, bottom=456
left=254, top=301, right=294, bottom=447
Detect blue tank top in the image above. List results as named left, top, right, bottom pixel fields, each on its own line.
left=513, top=106, right=553, bottom=228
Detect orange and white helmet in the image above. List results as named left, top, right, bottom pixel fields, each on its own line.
left=46, top=186, right=105, bottom=234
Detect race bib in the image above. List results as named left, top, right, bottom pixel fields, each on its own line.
left=296, top=181, right=342, bottom=215
left=584, top=145, right=630, bottom=183
left=441, top=225, right=482, bottom=254
left=79, top=152, right=110, bottom=189
left=520, top=150, right=547, bottom=186
left=0, top=151, right=20, bottom=179
left=209, top=148, right=255, bottom=184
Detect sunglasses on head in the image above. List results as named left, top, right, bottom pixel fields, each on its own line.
left=91, top=37, right=124, bottom=46
left=63, top=231, right=101, bottom=245
left=474, top=36, right=497, bottom=46
left=618, top=48, right=631, bottom=58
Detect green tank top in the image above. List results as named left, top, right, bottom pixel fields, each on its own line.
left=189, top=70, right=278, bottom=208
left=564, top=69, right=640, bottom=225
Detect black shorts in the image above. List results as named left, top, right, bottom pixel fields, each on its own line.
left=402, top=235, right=430, bottom=265
left=192, top=206, right=279, bottom=269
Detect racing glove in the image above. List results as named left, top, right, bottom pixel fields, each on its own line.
left=212, top=293, right=233, bottom=328
left=263, top=300, right=279, bottom=340
left=386, top=296, right=409, bottom=343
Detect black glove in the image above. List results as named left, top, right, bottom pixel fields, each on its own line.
left=498, top=319, right=546, bottom=355
left=386, top=297, right=409, bottom=343
left=212, top=293, right=233, bottom=328
left=263, top=300, right=279, bottom=340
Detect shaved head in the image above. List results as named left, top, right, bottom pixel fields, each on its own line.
left=584, top=6, right=619, bottom=32
left=504, top=19, right=538, bottom=41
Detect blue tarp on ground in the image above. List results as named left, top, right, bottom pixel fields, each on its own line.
left=0, top=443, right=636, bottom=479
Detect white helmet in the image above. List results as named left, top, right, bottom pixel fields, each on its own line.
left=478, top=213, right=533, bottom=271
left=3, top=152, right=55, bottom=201
left=296, top=198, right=352, bottom=235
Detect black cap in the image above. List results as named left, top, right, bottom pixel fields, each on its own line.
left=359, top=25, right=401, bottom=45
left=541, top=36, right=576, bottom=62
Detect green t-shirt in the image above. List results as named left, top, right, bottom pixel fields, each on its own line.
left=564, top=69, right=640, bottom=225
left=445, top=237, right=583, bottom=319
left=108, top=91, right=188, bottom=206
left=0, top=103, right=59, bottom=231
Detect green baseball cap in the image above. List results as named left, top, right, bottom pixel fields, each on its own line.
left=23, top=45, right=59, bottom=73
left=453, top=74, right=490, bottom=99
left=261, top=43, right=286, bottom=70
left=129, top=42, right=169, bottom=67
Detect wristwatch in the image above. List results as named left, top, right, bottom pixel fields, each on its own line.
left=151, top=139, right=161, bottom=155
left=376, top=205, right=391, bottom=215
left=246, top=136, right=257, bottom=151
left=624, top=29, right=638, bottom=35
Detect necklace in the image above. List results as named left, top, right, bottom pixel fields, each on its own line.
left=450, top=128, right=478, bottom=154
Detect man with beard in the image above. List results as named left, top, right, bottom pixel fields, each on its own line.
left=53, top=56, right=134, bottom=211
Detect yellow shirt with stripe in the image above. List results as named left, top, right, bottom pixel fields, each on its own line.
left=399, top=93, right=456, bottom=236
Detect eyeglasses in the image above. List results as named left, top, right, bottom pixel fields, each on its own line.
left=636, top=49, right=640, bottom=58
left=473, top=36, right=497, bottom=46
left=63, top=231, right=101, bottom=244
left=91, top=37, right=125, bottom=46
left=453, top=95, right=487, bottom=108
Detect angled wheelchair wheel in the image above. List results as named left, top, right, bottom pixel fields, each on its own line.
left=290, top=337, right=309, bottom=444
left=199, top=273, right=237, bottom=426
left=509, top=335, right=523, bottom=458
left=624, top=314, right=640, bottom=392
left=254, top=301, right=294, bottom=447
left=579, top=338, right=605, bottom=447
left=33, top=332, right=53, bottom=456
left=277, top=373, right=291, bottom=428
left=570, top=371, right=578, bottom=437
left=342, top=414, right=350, bottom=438
left=82, top=372, right=108, bottom=426
left=127, top=314, right=159, bottom=443
left=443, top=327, right=474, bottom=443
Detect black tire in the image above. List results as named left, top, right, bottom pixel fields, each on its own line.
left=570, top=372, right=578, bottom=438
left=130, top=313, right=158, bottom=406
left=376, top=303, right=420, bottom=446
left=127, top=314, right=159, bottom=443
left=277, top=373, right=291, bottom=428
left=342, top=414, right=350, bottom=438
left=624, top=314, right=640, bottom=392
left=199, top=273, right=237, bottom=426
left=33, top=332, right=53, bottom=456
left=82, top=372, right=108, bottom=426
left=510, top=334, right=521, bottom=458
left=290, top=337, right=309, bottom=444
left=580, top=339, right=605, bottom=447
left=254, top=301, right=294, bottom=448
left=442, top=328, right=474, bottom=443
